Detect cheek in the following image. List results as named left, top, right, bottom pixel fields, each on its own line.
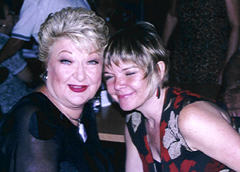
left=129, top=77, right=142, bottom=87
left=106, top=81, right=114, bottom=94
left=88, top=67, right=102, bottom=83
left=106, top=86, right=118, bottom=102
left=48, top=65, right=69, bottom=84
left=106, top=82, right=119, bottom=102
left=133, top=78, right=149, bottom=94
left=49, top=69, right=60, bottom=81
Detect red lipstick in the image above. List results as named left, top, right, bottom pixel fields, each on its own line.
left=69, top=85, right=88, bottom=92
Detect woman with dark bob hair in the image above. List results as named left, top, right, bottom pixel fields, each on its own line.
left=103, top=22, right=240, bottom=171
left=0, top=7, right=113, bottom=172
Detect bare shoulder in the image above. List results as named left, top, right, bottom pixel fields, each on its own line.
left=178, top=101, right=231, bottom=150
left=179, top=101, right=231, bottom=125
left=177, top=101, right=240, bottom=171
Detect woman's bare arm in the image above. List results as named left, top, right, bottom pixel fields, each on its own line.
left=162, top=0, right=178, bottom=48
left=219, top=0, right=240, bottom=84
left=178, top=101, right=240, bottom=171
left=125, top=125, right=143, bottom=172
left=0, top=38, right=24, bottom=64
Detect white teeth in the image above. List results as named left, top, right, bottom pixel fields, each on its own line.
left=70, top=85, right=82, bottom=88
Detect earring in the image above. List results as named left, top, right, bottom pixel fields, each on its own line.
left=156, top=85, right=160, bottom=99
left=40, top=71, right=48, bottom=82
left=44, top=74, right=48, bottom=81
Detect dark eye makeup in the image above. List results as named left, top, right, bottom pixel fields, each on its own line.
left=60, top=59, right=71, bottom=64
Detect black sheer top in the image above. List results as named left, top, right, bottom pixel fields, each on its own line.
left=0, top=92, right=113, bottom=172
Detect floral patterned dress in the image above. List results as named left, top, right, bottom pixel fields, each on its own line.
left=126, top=87, right=233, bottom=172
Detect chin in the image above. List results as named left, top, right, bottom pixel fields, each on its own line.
left=119, top=103, right=135, bottom=112
left=69, top=98, right=86, bottom=107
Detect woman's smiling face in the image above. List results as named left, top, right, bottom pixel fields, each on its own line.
left=46, top=38, right=102, bottom=112
left=104, top=61, right=150, bottom=111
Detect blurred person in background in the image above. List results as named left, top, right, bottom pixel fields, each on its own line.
left=0, top=0, right=91, bottom=64
left=0, top=1, right=37, bottom=115
left=93, top=0, right=137, bottom=37
left=162, top=0, right=239, bottom=99
left=218, top=50, right=240, bottom=117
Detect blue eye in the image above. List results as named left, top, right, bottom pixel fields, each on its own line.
left=88, top=60, right=99, bottom=65
left=60, top=59, right=71, bottom=64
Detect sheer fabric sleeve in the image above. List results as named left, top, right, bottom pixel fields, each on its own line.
left=14, top=109, right=60, bottom=172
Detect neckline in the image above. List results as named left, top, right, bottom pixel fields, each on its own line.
left=32, top=91, right=78, bottom=128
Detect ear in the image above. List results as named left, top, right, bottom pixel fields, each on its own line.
left=157, top=61, right=165, bottom=80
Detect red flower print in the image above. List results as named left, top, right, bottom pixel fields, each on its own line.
left=180, top=159, right=196, bottom=171
left=144, top=135, right=154, bottom=164
left=172, top=88, right=202, bottom=109
left=169, top=162, right=178, bottom=172
left=204, top=159, right=228, bottom=172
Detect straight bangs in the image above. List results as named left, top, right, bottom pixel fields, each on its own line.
left=104, top=35, right=150, bottom=79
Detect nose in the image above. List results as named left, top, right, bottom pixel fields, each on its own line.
left=114, top=76, right=126, bottom=90
left=73, top=64, right=86, bottom=81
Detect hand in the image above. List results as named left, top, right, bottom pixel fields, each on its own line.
left=224, top=88, right=240, bottom=117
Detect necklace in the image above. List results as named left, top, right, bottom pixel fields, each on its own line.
left=77, top=118, right=88, bottom=142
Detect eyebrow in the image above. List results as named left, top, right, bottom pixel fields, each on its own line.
left=58, top=50, right=72, bottom=56
left=103, top=65, right=138, bottom=74
left=89, top=49, right=100, bottom=55
left=122, top=66, right=138, bottom=71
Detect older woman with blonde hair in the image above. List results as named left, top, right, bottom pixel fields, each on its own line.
left=0, top=7, right=113, bottom=172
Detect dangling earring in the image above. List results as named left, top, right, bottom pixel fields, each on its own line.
left=40, top=71, right=48, bottom=82
left=156, top=85, right=160, bottom=99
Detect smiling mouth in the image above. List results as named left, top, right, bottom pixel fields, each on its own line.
left=117, top=92, right=134, bottom=99
left=69, top=85, right=88, bottom=92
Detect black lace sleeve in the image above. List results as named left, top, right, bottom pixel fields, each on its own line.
left=0, top=95, right=60, bottom=172
left=29, top=110, right=57, bottom=140
left=0, top=93, right=114, bottom=172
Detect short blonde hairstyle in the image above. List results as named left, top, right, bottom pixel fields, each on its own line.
left=104, top=22, right=169, bottom=95
left=38, top=7, right=109, bottom=64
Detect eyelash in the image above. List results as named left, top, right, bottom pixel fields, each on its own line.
left=60, top=59, right=71, bottom=64
left=104, top=72, right=135, bottom=81
left=88, top=60, right=99, bottom=65
left=126, top=72, right=135, bottom=76
left=104, top=75, right=112, bottom=81
left=60, top=59, right=99, bottom=65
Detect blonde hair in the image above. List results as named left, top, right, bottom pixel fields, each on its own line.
left=38, top=7, right=109, bottom=64
left=104, top=22, right=169, bottom=95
